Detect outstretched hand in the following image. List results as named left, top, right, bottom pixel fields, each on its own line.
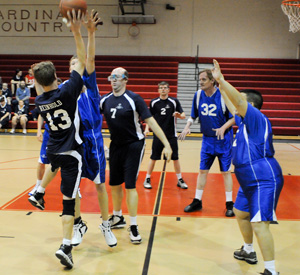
left=66, top=9, right=84, bottom=32
left=83, top=9, right=102, bottom=32
left=211, top=59, right=224, bottom=83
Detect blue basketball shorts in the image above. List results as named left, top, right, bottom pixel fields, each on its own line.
left=200, top=134, right=232, bottom=172
left=234, top=157, right=284, bottom=222
left=39, top=129, right=50, bottom=165
left=81, top=132, right=106, bottom=184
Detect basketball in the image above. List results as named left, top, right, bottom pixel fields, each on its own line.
left=59, top=0, right=87, bottom=18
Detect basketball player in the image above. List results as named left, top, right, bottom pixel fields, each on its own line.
left=179, top=69, right=235, bottom=217
left=212, top=59, right=283, bottom=275
left=100, top=68, right=172, bottom=244
left=143, top=81, right=187, bottom=189
left=32, top=10, right=85, bottom=269
left=29, top=10, right=117, bottom=249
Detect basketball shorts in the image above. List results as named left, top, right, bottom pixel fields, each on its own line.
left=109, top=139, right=145, bottom=189
left=200, top=135, right=232, bottom=172
left=47, top=146, right=83, bottom=198
left=81, top=133, right=106, bottom=184
left=38, top=129, right=50, bottom=165
left=234, top=157, right=284, bottom=222
left=150, top=137, right=179, bottom=160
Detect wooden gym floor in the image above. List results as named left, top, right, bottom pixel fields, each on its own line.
left=0, top=133, right=299, bottom=275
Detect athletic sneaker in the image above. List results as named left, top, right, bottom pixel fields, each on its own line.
left=99, top=224, right=117, bottom=247
left=10, top=129, right=15, bottom=134
left=28, top=192, right=45, bottom=210
left=144, top=178, right=152, bottom=189
left=177, top=178, right=188, bottom=189
left=184, top=198, right=202, bottom=212
left=128, top=225, right=142, bottom=244
left=260, top=269, right=280, bottom=275
left=108, top=215, right=126, bottom=229
left=233, top=246, right=258, bottom=264
left=22, top=129, right=27, bottom=134
left=71, top=220, right=88, bottom=246
left=55, top=244, right=73, bottom=269
left=28, top=186, right=39, bottom=196
left=225, top=201, right=235, bottom=217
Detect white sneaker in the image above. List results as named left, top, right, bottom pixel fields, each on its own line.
left=104, top=146, right=109, bottom=160
left=28, top=186, right=38, bottom=196
left=99, top=224, right=117, bottom=247
left=71, top=220, right=88, bottom=246
left=128, top=225, right=142, bottom=244
left=144, top=178, right=152, bottom=189
left=23, top=129, right=27, bottom=134
left=10, top=129, right=15, bottom=134
left=177, top=178, right=188, bottom=189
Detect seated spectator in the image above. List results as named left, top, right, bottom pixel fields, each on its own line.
left=10, top=100, right=28, bottom=134
left=1, top=83, right=13, bottom=105
left=0, top=96, right=11, bottom=130
left=10, top=69, right=23, bottom=95
left=25, top=68, right=36, bottom=96
left=12, top=80, right=30, bottom=108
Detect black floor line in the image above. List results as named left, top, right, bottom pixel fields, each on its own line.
left=142, top=160, right=167, bottom=275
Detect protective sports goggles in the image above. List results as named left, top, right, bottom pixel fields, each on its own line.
left=107, top=74, right=127, bottom=81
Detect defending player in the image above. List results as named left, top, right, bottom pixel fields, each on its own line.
left=212, top=59, right=283, bottom=275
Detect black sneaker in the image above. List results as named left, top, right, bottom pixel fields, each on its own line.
left=28, top=192, right=45, bottom=210
left=225, top=201, right=235, bottom=217
left=259, top=269, right=280, bottom=275
left=144, top=178, right=152, bottom=189
left=184, top=198, right=202, bottom=212
left=128, top=225, right=142, bottom=244
left=108, top=215, right=126, bottom=229
left=177, top=178, right=188, bottom=189
left=233, top=246, right=258, bottom=264
left=55, top=244, right=73, bottom=269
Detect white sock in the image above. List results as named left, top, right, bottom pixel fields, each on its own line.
left=195, top=189, right=203, bottom=200
left=225, top=191, right=233, bottom=202
left=130, top=216, right=137, bottom=225
left=36, top=179, right=42, bottom=187
left=62, top=238, right=71, bottom=246
left=176, top=173, right=182, bottom=180
left=37, top=186, right=45, bottom=193
left=243, top=243, right=254, bottom=253
left=264, top=260, right=276, bottom=275
left=113, top=210, right=122, bottom=216
left=102, top=220, right=109, bottom=228
left=146, top=174, right=151, bottom=179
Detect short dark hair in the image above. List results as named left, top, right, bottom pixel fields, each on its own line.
left=158, top=81, right=169, bottom=88
left=240, top=89, right=263, bottom=110
left=33, top=61, right=56, bottom=87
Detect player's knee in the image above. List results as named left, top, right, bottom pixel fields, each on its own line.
left=62, top=199, right=75, bottom=216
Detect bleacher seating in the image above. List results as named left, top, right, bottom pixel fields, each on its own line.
left=0, top=55, right=299, bottom=136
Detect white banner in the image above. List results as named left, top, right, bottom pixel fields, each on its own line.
left=0, top=4, right=119, bottom=37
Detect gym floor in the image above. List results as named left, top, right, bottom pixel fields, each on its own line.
left=0, top=133, right=299, bottom=274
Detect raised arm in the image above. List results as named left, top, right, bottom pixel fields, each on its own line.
left=67, top=9, right=86, bottom=76
left=83, top=10, right=101, bottom=75
left=212, top=59, right=248, bottom=117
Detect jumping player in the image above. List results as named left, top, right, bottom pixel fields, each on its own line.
left=212, top=59, right=283, bottom=275
left=32, top=10, right=86, bottom=269
left=143, top=81, right=187, bottom=189
left=179, top=69, right=235, bottom=217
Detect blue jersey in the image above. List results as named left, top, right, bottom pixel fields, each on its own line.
left=150, top=97, right=183, bottom=139
left=233, top=103, right=275, bottom=167
left=100, top=90, right=152, bottom=146
left=191, top=88, right=233, bottom=137
left=35, top=70, right=83, bottom=154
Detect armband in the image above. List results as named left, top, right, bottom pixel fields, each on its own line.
left=187, top=117, right=195, bottom=125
